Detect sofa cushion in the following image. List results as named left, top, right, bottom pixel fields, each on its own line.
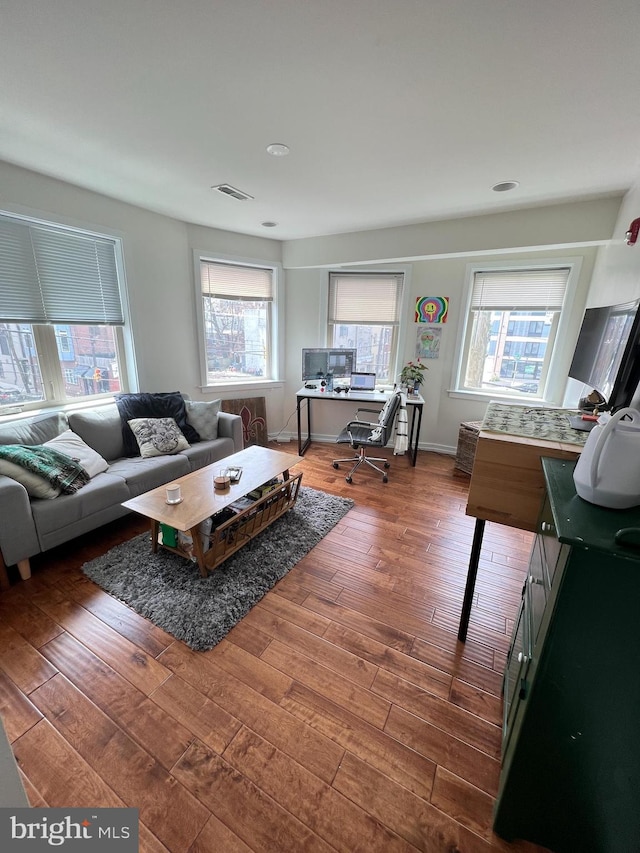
left=115, top=392, right=200, bottom=456
left=128, top=417, right=190, bottom=458
left=180, top=437, right=235, bottom=471
left=0, top=411, right=68, bottom=446
left=67, top=405, right=125, bottom=461
left=0, top=459, right=60, bottom=499
left=107, top=454, right=190, bottom=497
left=31, top=472, right=131, bottom=536
left=185, top=399, right=221, bottom=440
left=43, top=429, right=109, bottom=478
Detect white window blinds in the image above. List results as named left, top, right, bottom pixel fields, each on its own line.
left=328, top=273, right=403, bottom=324
left=201, top=260, right=273, bottom=301
left=471, top=268, right=570, bottom=311
left=0, top=214, right=123, bottom=325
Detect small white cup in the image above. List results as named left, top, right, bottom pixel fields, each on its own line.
left=166, top=483, right=182, bottom=504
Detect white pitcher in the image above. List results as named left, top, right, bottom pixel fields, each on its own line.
left=573, top=407, right=640, bottom=509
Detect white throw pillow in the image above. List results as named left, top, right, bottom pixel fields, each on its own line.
left=44, top=429, right=109, bottom=478
left=0, top=459, right=61, bottom=499
left=128, top=417, right=190, bottom=458
left=185, top=399, right=221, bottom=440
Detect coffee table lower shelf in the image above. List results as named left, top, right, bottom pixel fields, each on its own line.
left=153, top=472, right=303, bottom=575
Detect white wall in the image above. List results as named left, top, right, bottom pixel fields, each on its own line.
left=2, top=158, right=629, bottom=453
left=282, top=198, right=621, bottom=269
left=585, top=183, right=640, bottom=306
left=186, top=223, right=285, bottom=432
left=282, top=236, right=604, bottom=452
left=279, top=196, right=621, bottom=454
left=563, top=182, right=640, bottom=409
left=0, top=160, right=282, bottom=411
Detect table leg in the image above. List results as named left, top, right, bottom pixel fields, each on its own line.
left=190, top=526, right=209, bottom=578
left=457, top=518, right=485, bottom=642
left=150, top=519, right=160, bottom=553
left=0, top=556, right=10, bottom=591
left=297, top=396, right=312, bottom=456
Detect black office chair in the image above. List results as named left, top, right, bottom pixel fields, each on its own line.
left=332, top=392, right=402, bottom=483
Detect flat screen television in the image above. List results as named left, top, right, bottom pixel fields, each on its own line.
left=568, top=298, right=640, bottom=412
left=302, top=348, right=357, bottom=381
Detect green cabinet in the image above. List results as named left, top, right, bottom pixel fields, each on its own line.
left=494, top=457, right=640, bottom=852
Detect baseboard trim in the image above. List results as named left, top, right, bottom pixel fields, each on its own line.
left=269, top=432, right=456, bottom=457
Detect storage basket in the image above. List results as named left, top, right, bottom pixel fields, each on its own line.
left=454, top=420, right=483, bottom=475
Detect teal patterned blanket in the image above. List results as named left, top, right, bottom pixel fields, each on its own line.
left=0, top=444, right=90, bottom=493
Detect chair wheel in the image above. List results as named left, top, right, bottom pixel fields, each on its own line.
left=333, top=462, right=339, bottom=469
left=346, top=476, right=353, bottom=484
left=384, top=462, right=390, bottom=469
left=382, top=475, right=388, bottom=483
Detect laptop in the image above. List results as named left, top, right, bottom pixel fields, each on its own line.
left=349, top=372, right=377, bottom=392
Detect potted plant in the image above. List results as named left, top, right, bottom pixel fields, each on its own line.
left=400, top=359, right=428, bottom=393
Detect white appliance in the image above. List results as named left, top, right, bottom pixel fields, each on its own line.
left=573, top=407, right=640, bottom=509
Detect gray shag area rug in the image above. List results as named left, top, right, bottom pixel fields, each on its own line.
left=82, top=486, right=354, bottom=651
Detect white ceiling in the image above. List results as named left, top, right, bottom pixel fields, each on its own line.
left=2, top=0, right=640, bottom=241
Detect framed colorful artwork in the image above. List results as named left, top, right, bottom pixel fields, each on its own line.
left=416, top=327, right=441, bottom=359
left=415, top=296, right=449, bottom=323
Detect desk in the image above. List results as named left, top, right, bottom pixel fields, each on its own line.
left=457, top=430, right=583, bottom=641
left=296, top=387, right=424, bottom=466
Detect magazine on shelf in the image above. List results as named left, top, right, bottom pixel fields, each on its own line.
left=228, top=496, right=255, bottom=513
left=247, top=477, right=283, bottom=501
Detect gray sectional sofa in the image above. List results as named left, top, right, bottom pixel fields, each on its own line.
left=0, top=400, right=243, bottom=586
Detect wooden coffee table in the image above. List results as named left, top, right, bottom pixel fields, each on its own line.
left=122, top=445, right=303, bottom=576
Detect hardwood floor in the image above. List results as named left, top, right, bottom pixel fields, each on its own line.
left=0, top=443, right=547, bottom=853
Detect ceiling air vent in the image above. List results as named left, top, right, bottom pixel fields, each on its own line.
left=211, top=184, right=254, bottom=201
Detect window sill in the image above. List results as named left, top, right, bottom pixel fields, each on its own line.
left=0, top=395, right=117, bottom=423
left=199, top=379, right=285, bottom=396
left=447, top=388, right=555, bottom=406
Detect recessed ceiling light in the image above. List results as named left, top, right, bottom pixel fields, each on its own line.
left=266, top=143, right=290, bottom=157
left=492, top=181, right=520, bottom=192
left=261, top=221, right=278, bottom=228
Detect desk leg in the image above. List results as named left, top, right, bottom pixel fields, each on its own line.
left=457, top=518, right=485, bottom=642
left=409, top=403, right=423, bottom=467
left=297, top=396, right=312, bottom=456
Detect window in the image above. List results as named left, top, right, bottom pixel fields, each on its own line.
left=199, top=258, right=278, bottom=384
left=328, top=272, right=404, bottom=382
left=57, top=329, right=71, bottom=353
left=0, top=212, right=128, bottom=408
left=454, top=265, right=572, bottom=399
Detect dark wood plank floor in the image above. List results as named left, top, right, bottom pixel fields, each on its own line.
left=0, top=442, right=547, bottom=853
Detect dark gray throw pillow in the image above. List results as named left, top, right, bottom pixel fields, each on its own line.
left=115, top=392, right=200, bottom=456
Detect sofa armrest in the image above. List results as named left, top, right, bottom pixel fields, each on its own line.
left=217, top=411, right=243, bottom=452
left=0, top=476, right=41, bottom=567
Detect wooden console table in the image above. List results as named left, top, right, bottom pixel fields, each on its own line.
left=458, top=429, right=583, bottom=641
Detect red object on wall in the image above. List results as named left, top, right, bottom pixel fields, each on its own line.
left=626, top=217, right=640, bottom=245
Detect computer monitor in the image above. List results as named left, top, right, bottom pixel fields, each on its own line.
left=568, top=298, right=640, bottom=412
left=302, top=348, right=357, bottom=381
